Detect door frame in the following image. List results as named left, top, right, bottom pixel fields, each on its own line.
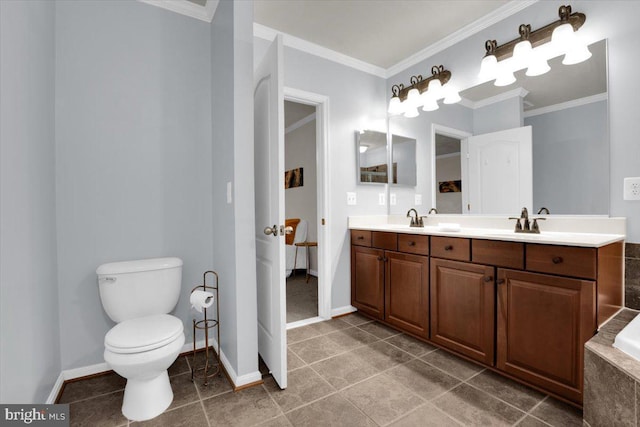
left=430, top=124, right=472, bottom=212
left=284, top=87, right=331, bottom=324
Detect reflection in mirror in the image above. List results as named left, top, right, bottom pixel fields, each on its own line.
left=414, top=39, right=608, bottom=215
left=435, top=134, right=462, bottom=213
left=356, top=130, right=388, bottom=184
left=391, top=134, right=417, bottom=186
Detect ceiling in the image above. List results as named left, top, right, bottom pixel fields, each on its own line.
left=254, top=1, right=510, bottom=69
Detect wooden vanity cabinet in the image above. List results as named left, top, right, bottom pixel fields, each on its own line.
left=386, top=251, right=429, bottom=337
left=430, top=258, right=495, bottom=365
left=496, top=268, right=596, bottom=403
left=351, top=245, right=385, bottom=319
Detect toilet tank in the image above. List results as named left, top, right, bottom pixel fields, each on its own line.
left=97, top=257, right=183, bottom=323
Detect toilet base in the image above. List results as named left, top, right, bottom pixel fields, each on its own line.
left=122, top=370, right=173, bottom=421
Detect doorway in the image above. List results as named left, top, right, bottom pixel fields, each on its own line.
left=431, top=124, right=472, bottom=213
left=283, top=88, right=330, bottom=329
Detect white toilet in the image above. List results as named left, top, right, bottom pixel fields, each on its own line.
left=96, top=257, right=185, bottom=422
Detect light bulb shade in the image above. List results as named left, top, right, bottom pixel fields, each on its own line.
left=443, top=85, right=461, bottom=104
left=406, top=88, right=421, bottom=108
left=551, top=23, right=576, bottom=53
left=479, top=54, right=498, bottom=81
left=359, top=145, right=368, bottom=154
left=388, top=96, right=403, bottom=115
left=562, top=43, right=592, bottom=65
left=494, top=65, right=516, bottom=87
left=427, top=78, right=443, bottom=100
left=513, top=40, right=533, bottom=70
left=421, top=96, right=439, bottom=112
left=526, top=50, right=551, bottom=76
left=404, top=107, right=419, bottom=118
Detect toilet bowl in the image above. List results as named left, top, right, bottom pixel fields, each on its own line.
left=104, top=314, right=185, bottom=421
left=97, top=257, right=184, bottom=422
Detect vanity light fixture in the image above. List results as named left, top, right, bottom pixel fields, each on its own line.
left=388, top=65, right=460, bottom=117
left=479, top=5, right=589, bottom=86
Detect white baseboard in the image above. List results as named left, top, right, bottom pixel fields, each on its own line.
left=287, top=316, right=325, bottom=330
left=63, top=362, right=111, bottom=381
left=45, top=372, right=65, bottom=404
left=331, top=305, right=357, bottom=317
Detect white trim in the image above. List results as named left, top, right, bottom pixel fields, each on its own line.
left=46, top=373, right=65, bottom=404
left=436, top=152, right=462, bottom=160
left=254, top=23, right=387, bottom=79
left=431, top=124, right=472, bottom=211
left=523, top=92, right=608, bottom=118
left=283, top=87, right=331, bottom=323
left=62, top=362, right=111, bottom=381
left=137, top=0, right=218, bottom=23
left=285, top=112, right=316, bottom=135
left=287, top=316, right=325, bottom=330
left=468, top=87, right=529, bottom=110
left=331, top=305, right=357, bottom=317
left=386, top=0, right=538, bottom=77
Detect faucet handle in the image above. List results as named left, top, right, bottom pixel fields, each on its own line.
left=531, top=217, right=545, bottom=233
left=508, top=217, right=523, bottom=232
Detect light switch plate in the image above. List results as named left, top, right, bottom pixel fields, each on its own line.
left=347, top=192, right=357, bottom=205
left=390, top=193, right=397, bottom=205
left=378, top=193, right=386, bottom=205
left=415, top=194, right=422, bottom=205
left=624, top=177, right=640, bottom=200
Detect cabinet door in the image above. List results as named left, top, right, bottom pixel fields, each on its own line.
left=351, top=246, right=385, bottom=319
left=430, top=259, right=495, bottom=365
left=497, top=269, right=596, bottom=404
left=385, top=251, right=429, bottom=338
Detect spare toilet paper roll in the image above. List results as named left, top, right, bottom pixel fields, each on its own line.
left=190, top=290, right=214, bottom=313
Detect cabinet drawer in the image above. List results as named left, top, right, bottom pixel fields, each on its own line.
left=526, top=244, right=596, bottom=279
left=351, top=230, right=371, bottom=247
left=398, top=234, right=429, bottom=256
left=473, top=239, right=524, bottom=269
left=431, top=236, right=470, bottom=261
left=372, top=231, right=397, bottom=251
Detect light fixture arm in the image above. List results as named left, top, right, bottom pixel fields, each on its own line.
left=483, top=5, right=586, bottom=61
left=394, top=66, right=452, bottom=102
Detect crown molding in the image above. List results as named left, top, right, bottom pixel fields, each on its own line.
left=285, top=112, right=316, bottom=135
left=138, top=0, right=219, bottom=23
left=523, top=92, right=608, bottom=118
left=254, top=23, right=387, bottom=79
left=386, top=0, right=538, bottom=77
left=466, top=87, right=529, bottom=109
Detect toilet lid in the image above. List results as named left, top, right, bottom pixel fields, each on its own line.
left=105, top=314, right=183, bottom=354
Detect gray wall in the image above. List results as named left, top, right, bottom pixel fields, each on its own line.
left=388, top=0, right=640, bottom=242
left=55, top=0, right=214, bottom=369
left=211, top=0, right=259, bottom=379
left=0, top=0, right=61, bottom=403
left=473, top=97, right=523, bottom=135
left=526, top=100, right=609, bottom=215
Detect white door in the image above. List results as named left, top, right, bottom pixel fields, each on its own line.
left=463, top=126, right=532, bottom=214
left=254, top=35, right=287, bottom=389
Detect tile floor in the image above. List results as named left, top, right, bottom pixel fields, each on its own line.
left=58, top=313, right=583, bottom=427
left=286, top=274, right=318, bottom=323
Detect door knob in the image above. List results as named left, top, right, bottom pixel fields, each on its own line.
left=282, top=225, right=294, bottom=235
left=263, top=225, right=278, bottom=236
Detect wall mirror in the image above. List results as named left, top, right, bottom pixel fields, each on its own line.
left=391, top=134, right=417, bottom=186
left=356, top=130, right=388, bottom=184
left=390, top=39, right=609, bottom=215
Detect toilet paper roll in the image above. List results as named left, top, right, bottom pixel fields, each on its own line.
left=190, top=290, right=214, bottom=313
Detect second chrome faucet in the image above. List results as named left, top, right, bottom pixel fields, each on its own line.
left=509, top=207, right=545, bottom=234
left=407, top=208, right=428, bottom=227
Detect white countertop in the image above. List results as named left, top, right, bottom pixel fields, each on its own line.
left=348, top=216, right=625, bottom=248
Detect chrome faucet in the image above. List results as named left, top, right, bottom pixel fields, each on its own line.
left=406, top=208, right=426, bottom=227
left=537, top=207, right=550, bottom=215
left=509, top=207, right=545, bottom=234
left=428, top=208, right=438, bottom=214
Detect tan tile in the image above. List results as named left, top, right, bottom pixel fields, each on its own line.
left=389, top=402, right=462, bottom=427
left=351, top=340, right=414, bottom=371
left=168, top=356, right=191, bottom=377
left=69, top=391, right=127, bottom=427
left=516, top=416, right=552, bottom=427
left=288, top=334, right=345, bottom=364
left=264, top=366, right=334, bottom=412
left=288, top=349, right=306, bottom=371
left=132, top=402, right=207, bottom=427
left=530, top=397, right=583, bottom=427
left=340, top=312, right=373, bottom=327
left=421, top=349, right=484, bottom=381
left=287, top=319, right=350, bottom=344
left=357, top=321, right=401, bottom=339
left=193, top=369, right=234, bottom=399
left=386, top=359, right=460, bottom=400
left=167, top=373, right=199, bottom=410
left=467, top=370, right=545, bottom=412
left=433, top=383, right=525, bottom=426
left=202, top=385, right=281, bottom=427
left=60, top=372, right=126, bottom=404
left=286, top=394, right=376, bottom=427
left=311, top=351, right=379, bottom=390
left=324, top=327, right=378, bottom=350
left=341, top=374, right=423, bottom=425
left=258, top=415, right=293, bottom=427
left=385, top=334, right=437, bottom=357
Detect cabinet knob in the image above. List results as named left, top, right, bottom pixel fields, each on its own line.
left=497, top=279, right=505, bottom=285
left=377, top=256, right=383, bottom=261
left=444, top=245, right=453, bottom=251
left=408, top=241, right=416, bottom=246
left=552, top=256, right=563, bottom=264
left=356, top=236, right=364, bottom=240
left=484, top=276, right=493, bottom=283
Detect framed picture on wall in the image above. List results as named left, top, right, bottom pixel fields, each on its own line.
left=285, top=167, right=304, bottom=189
left=439, top=180, right=462, bottom=193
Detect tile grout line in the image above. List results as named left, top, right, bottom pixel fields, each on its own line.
left=188, top=354, right=214, bottom=427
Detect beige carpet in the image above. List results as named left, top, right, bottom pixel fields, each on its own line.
left=286, top=272, right=318, bottom=323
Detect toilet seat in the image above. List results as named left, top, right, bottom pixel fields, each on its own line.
left=105, top=314, right=183, bottom=354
